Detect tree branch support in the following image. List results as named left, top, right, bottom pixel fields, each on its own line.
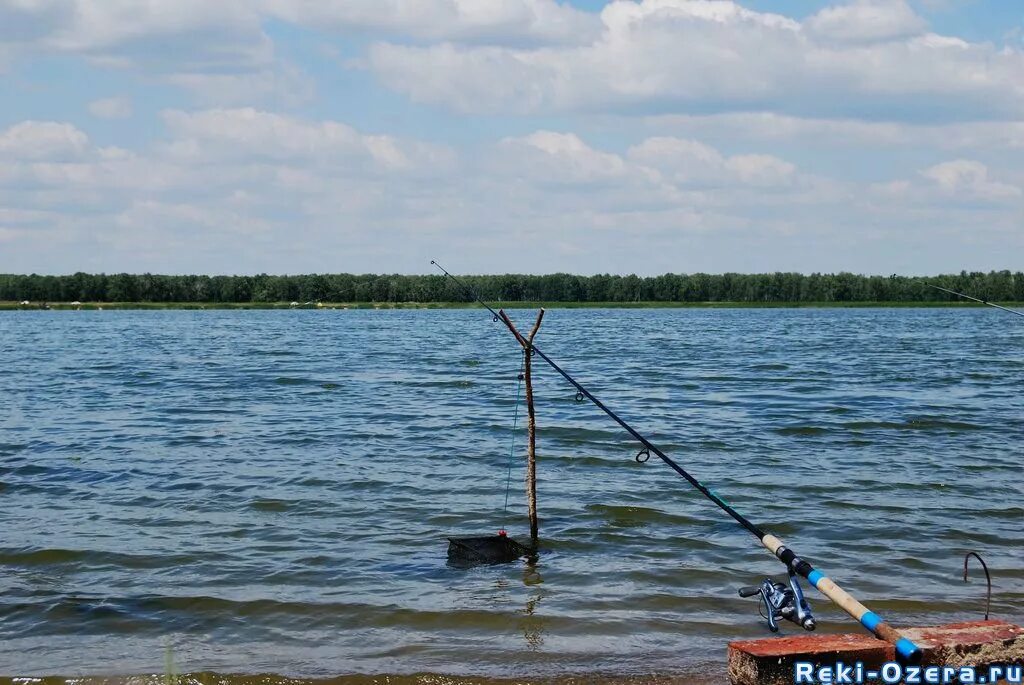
left=497, top=308, right=545, bottom=544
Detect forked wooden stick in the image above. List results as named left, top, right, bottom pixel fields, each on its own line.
left=498, top=308, right=545, bottom=542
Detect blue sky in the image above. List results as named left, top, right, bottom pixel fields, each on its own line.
left=0, top=0, right=1022, bottom=276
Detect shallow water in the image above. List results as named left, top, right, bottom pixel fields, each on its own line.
left=0, top=308, right=1021, bottom=680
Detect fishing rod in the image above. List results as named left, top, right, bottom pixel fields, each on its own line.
left=927, top=284, right=1024, bottom=318
left=431, top=260, right=922, bottom=662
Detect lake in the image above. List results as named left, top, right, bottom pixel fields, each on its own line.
left=1, top=308, right=1021, bottom=681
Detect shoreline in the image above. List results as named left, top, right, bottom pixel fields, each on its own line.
left=2, top=300, right=1020, bottom=311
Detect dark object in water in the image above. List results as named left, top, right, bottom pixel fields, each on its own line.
left=447, top=532, right=531, bottom=565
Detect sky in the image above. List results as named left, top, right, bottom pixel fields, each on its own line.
left=0, top=0, right=1022, bottom=276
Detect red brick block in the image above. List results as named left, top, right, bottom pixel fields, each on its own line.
left=904, top=620, right=1024, bottom=669
left=728, top=632, right=894, bottom=685
left=727, top=621, right=1024, bottom=685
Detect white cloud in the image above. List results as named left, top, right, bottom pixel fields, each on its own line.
left=21, top=0, right=265, bottom=56
left=725, top=154, right=797, bottom=186
left=0, top=1, right=1021, bottom=275
left=0, top=111, right=465, bottom=271
left=0, top=121, right=90, bottom=160
left=88, top=96, right=133, bottom=119
left=0, top=0, right=273, bottom=79
left=159, top=108, right=456, bottom=173
left=494, top=132, right=798, bottom=208
left=0, top=0, right=599, bottom=61
left=638, top=112, right=1024, bottom=151
left=627, top=136, right=795, bottom=186
left=4, top=0, right=1021, bottom=123
left=0, top=117, right=837, bottom=273
left=806, top=0, right=927, bottom=44
left=501, top=131, right=633, bottom=184
left=920, top=160, right=1021, bottom=200
left=2, top=115, right=1022, bottom=274
left=162, top=108, right=368, bottom=160
left=166, top=64, right=316, bottom=107
left=265, top=0, right=601, bottom=46
left=6, top=117, right=1016, bottom=269
left=628, top=137, right=723, bottom=170
left=0, top=111, right=458, bottom=214
left=0, top=0, right=290, bottom=105
left=366, top=0, right=1024, bottom=120
left=0, top=0, right=604, bottom=107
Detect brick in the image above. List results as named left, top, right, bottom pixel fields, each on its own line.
left=903, top=620, right=1024, bottom=669
left=728, top=633, right=894, bottom=685
left=727, top=621, right=1024, bottom=684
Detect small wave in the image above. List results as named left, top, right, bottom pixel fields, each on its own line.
left=275, top=436, right=325, bottom=446
left=4, top=463, right=51, bottom=476
left=400, top=379, right=476, bottom=388
left=0, top=547, right=88, bottom=565
left=249, top=498, right=291, bottom=512
left=26, top=594, right=555, bottom=632
left=273, top=377, right=316, bottom=386
left=584, top=504, right=702, bottom=528
left=164, top=435, right=227, bottom=447
left=160, top=406, right=237, bottom=416
left=773, top=426, right=829, bottom=436
left=153, top=478, right=208, bottom=492
left=542, top=454, right=633, bottom=468
left=535, top=426, right=620, bottom=442
left=0, top=547, right=212, bottom=569
left=284, top=476, right=336, bottom=488
left=844, top=418, right=983, bottom=431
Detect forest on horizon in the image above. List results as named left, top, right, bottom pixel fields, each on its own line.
left=1, top=270, right=1021, bottom=304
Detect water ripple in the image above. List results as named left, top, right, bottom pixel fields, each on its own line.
left=0, top=308, right=1022, bottom=679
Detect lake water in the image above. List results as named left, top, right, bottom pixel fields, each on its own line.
left=1, top=308, right=1022, bottom=682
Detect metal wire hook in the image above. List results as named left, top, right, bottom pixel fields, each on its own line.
left=635, top=447, right=651, bottom=463
left=963, top=551, right=992, bottom=621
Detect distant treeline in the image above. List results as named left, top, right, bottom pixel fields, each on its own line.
left=1, top=271, right=1022, bottom=304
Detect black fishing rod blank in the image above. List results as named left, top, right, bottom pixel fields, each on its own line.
left=927, top=284, right=1024, bottom=318
left=432, top=260, right=922, bottom=662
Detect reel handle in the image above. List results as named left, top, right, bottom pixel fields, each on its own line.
left=738, top=586, right=761, bottom=598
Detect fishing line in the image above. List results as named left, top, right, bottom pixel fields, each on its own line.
left=430, top=259, right=923, bottom=662
left=502, top=354, right=526, bottom=529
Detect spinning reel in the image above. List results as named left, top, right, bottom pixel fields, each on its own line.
left=739, top=568, right=816, bottom=633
